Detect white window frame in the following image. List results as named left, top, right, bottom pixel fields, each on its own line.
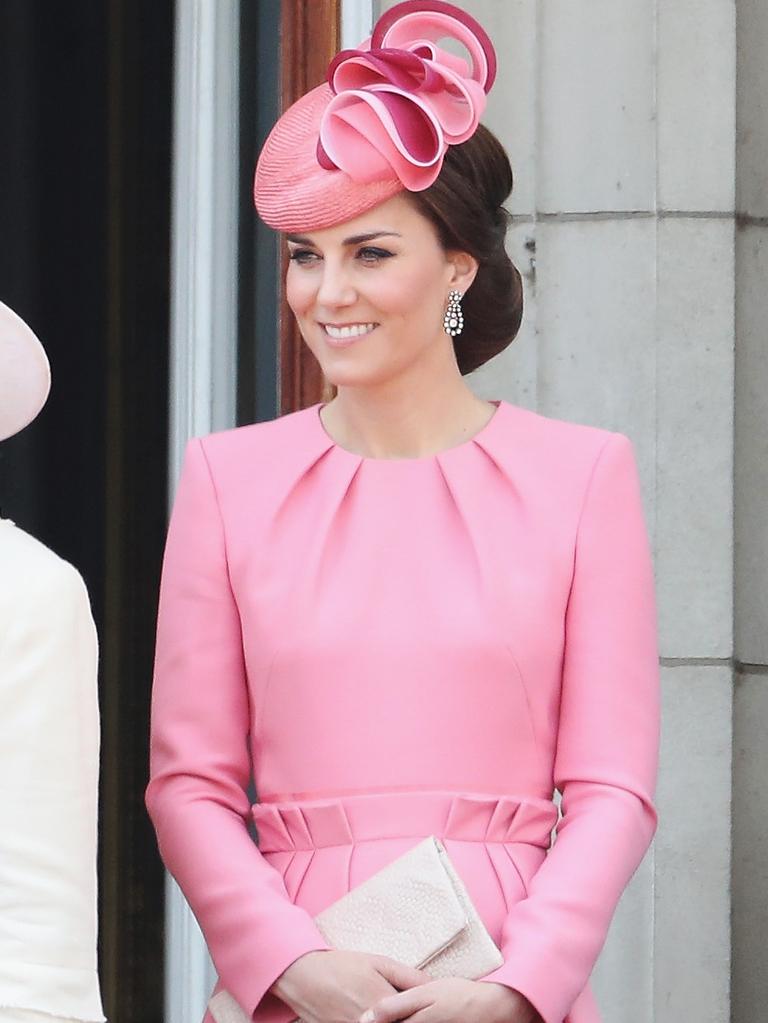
left=165, top=1, right=239, bottom=1020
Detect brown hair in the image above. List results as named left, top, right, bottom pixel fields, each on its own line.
left=405, top=123, right=524, bottom=375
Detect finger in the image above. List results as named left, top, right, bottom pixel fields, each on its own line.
left=359, top=986, right=433, bottom=1023
left=371, top=956, right=431, bottom=990
left=397, top=1009, right=435, bottom=1023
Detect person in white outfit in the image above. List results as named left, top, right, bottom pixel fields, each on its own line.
left=0, top=301, right=105, bottom=1023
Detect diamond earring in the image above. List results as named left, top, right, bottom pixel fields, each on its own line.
left=443, top=289, right=464, bottom=337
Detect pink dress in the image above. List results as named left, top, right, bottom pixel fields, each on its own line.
left=145, top=398, right=660, bottom=1023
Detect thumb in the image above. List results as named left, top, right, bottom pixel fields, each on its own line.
left=372, top=955, right=430, bottom=990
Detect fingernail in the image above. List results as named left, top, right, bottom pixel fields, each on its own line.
left=359, top=1012, right=374, bottom=1023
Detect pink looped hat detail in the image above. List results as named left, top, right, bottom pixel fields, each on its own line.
left=253, top=0, right=497, bottom=232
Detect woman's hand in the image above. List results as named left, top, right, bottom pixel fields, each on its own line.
left=268, top=949, right=431, bottom=1023
left=357, top=976, right=542, bottom=1023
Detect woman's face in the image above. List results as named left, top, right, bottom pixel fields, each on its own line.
left=284, top=193, right=476, bottom=388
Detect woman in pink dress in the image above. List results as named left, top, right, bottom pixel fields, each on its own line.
left=145, top=4, right=661, bottom=1023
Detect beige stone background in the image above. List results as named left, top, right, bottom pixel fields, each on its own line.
left=377, top=2, right=767, bottom=1020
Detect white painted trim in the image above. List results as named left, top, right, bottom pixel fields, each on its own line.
left=166, top=1, right=240, bottom=1020
left=341, top=0, right=375, bottom=49
left=165, top=873, right=217, bottom=1022
left=168, top=0, right=239, bottom=492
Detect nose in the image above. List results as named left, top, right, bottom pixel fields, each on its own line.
left=315, top=257, right=357, bottom=308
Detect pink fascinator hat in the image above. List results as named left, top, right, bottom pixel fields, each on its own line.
left=0, top=301, right=51, bottom=443
left=254, top=0, right=497, bottom=232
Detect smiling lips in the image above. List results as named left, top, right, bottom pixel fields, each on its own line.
left=322, top=322, right=378, bottom=342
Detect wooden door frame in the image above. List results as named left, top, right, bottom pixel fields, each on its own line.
left=278, top=0, right=342, bottom=414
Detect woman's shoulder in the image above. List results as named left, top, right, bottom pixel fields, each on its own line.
left=497, top=399, right=632, bottom=469
left=190, top=405, right=320, bottom=473
left=486, top=403, right=640, bottom=523
left=0, top=520, right=91, bottom=615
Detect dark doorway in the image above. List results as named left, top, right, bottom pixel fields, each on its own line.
left=0, top=2, right=173, bottom=1020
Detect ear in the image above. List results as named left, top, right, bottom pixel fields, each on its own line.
left=446, top=249, right=479, bottom=295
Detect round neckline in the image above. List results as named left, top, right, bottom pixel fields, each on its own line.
left=313, top=398, right=506, bottom=464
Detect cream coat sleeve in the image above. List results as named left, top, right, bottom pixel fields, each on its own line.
left=145, top=440, right=332, bottom=1020
left=0, top=521, right=104, bottom=1022
left=477, top=433, right=661, bottom=1023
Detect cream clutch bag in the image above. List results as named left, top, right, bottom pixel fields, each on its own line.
left=208, top=835, right=504, bottom=1023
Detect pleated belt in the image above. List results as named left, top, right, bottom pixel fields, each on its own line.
left=250, top=789, right=558, bottom=853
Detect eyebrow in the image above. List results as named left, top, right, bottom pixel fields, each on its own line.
left=285, top=231, right=402, bottom=246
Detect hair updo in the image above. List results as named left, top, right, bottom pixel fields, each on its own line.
left=405, top=123, right=524, bottom=376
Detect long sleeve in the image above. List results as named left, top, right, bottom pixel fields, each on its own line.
left=477, top=432, right=661, bottom=1023
left=144, top=439, right=332, bottom=1019
left=0, top=527, right=104, bottom=1022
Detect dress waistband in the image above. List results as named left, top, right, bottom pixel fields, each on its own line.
left=250, top=789, right=558, bottom=853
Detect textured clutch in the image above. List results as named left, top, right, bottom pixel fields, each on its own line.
left=208, top=835, right=504, bottom=1023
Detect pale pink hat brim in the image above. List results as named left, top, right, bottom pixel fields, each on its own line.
left=254, top=83, right=405, bottom=232
left=0, top=301, right=51, bottom=442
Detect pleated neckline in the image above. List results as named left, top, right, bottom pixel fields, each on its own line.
left=311, top=398, right=509, bottom=467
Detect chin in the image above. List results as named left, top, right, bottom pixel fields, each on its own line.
left=319, top=365, right=376, bottom=388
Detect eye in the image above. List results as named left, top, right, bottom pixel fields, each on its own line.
left=288, top=248, right=319, bottom=265
left=357, top=247, right=393, bottom=264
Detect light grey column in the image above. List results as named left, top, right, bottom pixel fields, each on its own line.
left=166, top=1, right=240, bottom=1020
left=733, top=3, right=768, bottom=1022
left=650, top=6, right=735, bottom=1020
left=375, top=2, right=738, bottom=1020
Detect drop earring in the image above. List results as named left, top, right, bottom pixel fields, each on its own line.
left=443, top=289, right=464, bottom=337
